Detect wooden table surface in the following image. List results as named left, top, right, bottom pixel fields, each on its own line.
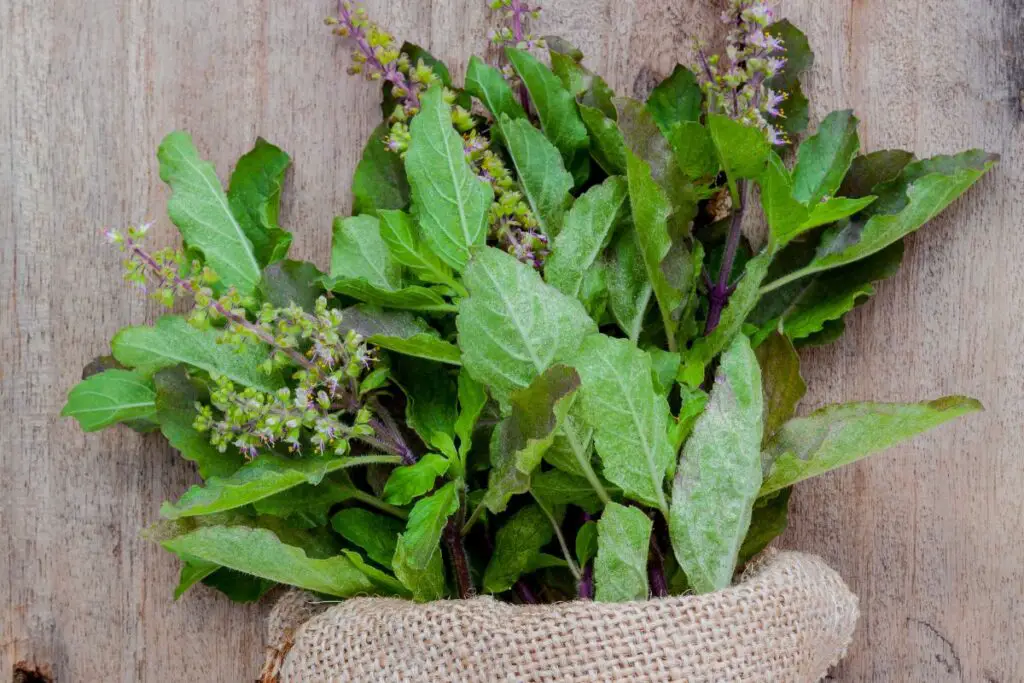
left=2, top=1, right=1021, bottom=680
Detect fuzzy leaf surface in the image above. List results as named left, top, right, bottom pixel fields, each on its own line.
left=331, top=508, right=404, bottom=569
left=671, top=334, right=764, bottom=593
left=158, top=131, right=261, bottom=296
left=595, top=502, right=652, bottom=602
left=761, top=397, right=983, bottom=495
left=498, top=114, right=574, bottom=236
left=506, top=48, right=589, bottom=163
left=457, top=247, right=595, bottom=406
left=62, top=369, right=157, bottom=432
left=162, top=524, right=373, bottom=597
left=161, top=455, right=399, bottom=519
left=227, top=137, right=293, bottom=265
left=112, top=315, right=281, bottom=392
left=406, top=86, right=494, bottom=270
left=546, top=176, right=628, bottom=300
left=792, top=110, right=861, bottom=205
left=483, top=504, right=553, bottom=593
left=340, top=305, right=460, bottom=365
left=382, top=454, right=451, bottom=506
left=573, top=335, right=674, bottom=514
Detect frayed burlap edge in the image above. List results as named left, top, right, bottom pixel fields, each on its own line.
left=263, top=550, right=859, bottom=682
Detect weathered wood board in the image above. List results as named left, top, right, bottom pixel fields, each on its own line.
left=1, top=0, right=1020, bottom=680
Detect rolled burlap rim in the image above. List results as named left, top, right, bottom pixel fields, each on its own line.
left=261, top=550, right=859, bottom=682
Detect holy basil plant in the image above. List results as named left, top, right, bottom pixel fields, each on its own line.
left=64, top=0, right=996, bottom=604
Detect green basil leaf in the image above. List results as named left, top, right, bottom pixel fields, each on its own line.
left=573, top=335, right=674, bottom=514
left=645, top=65, right=702, bottom=135
left=465, top=55, right=527, bottom=122
left=838, top=149, right=915, bottom=199
left=112, top=315, right=282, bottom=391
left=457, top=246, right=595, bottom=407
left=708, top=114, right=771, bottom=201
left=737, top=488, right=792, bottom=566
left=548, top=38, right=616, bottom=117
left=595, top=502, right=652, bottom=602
left=227, top=137, right=293, bottom=266
left=484, top=366, right=581, bottom=513
left=799, top=196, right=878, bottom=231
left=791, top=110, right=861, bottom=205
left=483, top=504, right=554, bottom=593
left=580, top=104, right=627, bottom=175
left=341, top=550, right=410, bottom=596
left=531, top=469, right=604, bottom=515
left=759, top=150, right=810, bottom=249
left=762, top=151, right=998, bottom=291
left=330, top=215, right=403, bottom=290
left=761, top=397, right=983, bottom=496
left=259, top=260, right=325, bottom=312
left=506, top=48, right=589, bottom=164
left=331, top=508, right=404, bottom=568
left=340, top=304, right=460, bottom=366
left=606, top=231, right=653, bottom=341
left=153, top=367, right=245, bottom=480
left=382, top=454, right=451, bottom=506
left=668, top=121, right=719, bottom=183
left=352, top=123, right=411, bottom=217
left=62, top=369, right=157, bottom=432
left=325, top=278, right=455, bottom=312
left=545, top=176, right=628, bottom=300
left=755, top=332, right=806, bottom=443
left=455, top=371, right=487, bottom=459
left=498, top=114, right=575, bottom=236
left=626, top=149, right=685, bottom=350
left=378, top=209, right=455, bottom=287
left=575, top=520, right=598, bottom=567
left=406, top=86, right=494, bottom=271
left=160, top=455, right=400, bottom=519
left=393, top=482, right=459, bottom=600
left=161, top=524, right=373, bottom=597
left=670, top=334, right=763, bottom=593
left=157, top=131, right=262, bottom=296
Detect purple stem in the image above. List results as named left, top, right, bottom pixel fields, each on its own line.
left=704, top=181, right=747, bottom=336
left=444, top=520, right=474, bottom=599
left=337, top=1, right=420, bottom=110
left=508, top=0, right=533, bottom=112
left=648, top=535, right=669, bottom=598
left=577, top=563, right=594, bottom=600
left=514, top=580, right=538, bottom=604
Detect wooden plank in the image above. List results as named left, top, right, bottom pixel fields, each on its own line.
left=1, top=0, right=1020, bottom=680
left=780, top=1, right=1024, bottom=681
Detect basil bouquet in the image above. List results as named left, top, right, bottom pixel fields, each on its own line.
left=64, top=0, right=996, bottom=605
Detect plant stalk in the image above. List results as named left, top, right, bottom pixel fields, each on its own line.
left=704, top=181, right=747, bottom=336
left=444, top=519, right=475, bottom=599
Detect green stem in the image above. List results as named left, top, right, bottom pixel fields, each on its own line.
left=341, top=485, right=409, bottom=520
left=759, top=267, right=812, bottom=296
left=563, top=421, right=612, bottom=505
left=460, top=499, right=487, bottom=536
left=532, top=494, right=581, bottom=582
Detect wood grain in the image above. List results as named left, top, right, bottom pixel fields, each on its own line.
left=1, top=0, right=1019, bottom=680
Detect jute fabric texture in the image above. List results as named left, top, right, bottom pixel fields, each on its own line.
left=262, top=550, right=858, bottom=682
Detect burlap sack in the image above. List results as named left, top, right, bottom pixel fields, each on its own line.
left=261, top=550, right=858, bottom=682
